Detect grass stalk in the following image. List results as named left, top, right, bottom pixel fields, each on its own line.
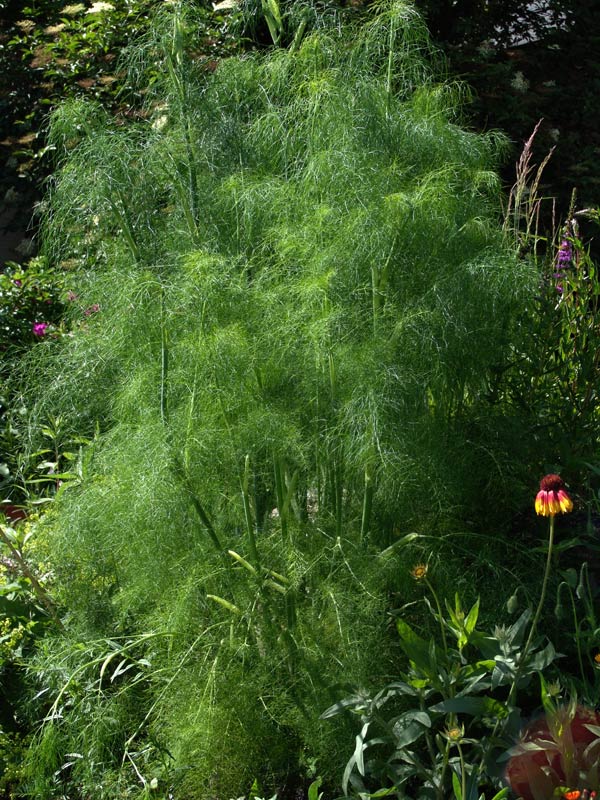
left=166, top=13, right=199, bottom=239
left=160, top=285, right=168, bottom=425
left=273, top=454, right=287, bottom=540
left=360, top=461, right=374, bottom=544
left=241, top=454, right=260, bottom=568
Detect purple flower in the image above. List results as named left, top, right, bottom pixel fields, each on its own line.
left=553, top=234, right=573, bottom=294
left=32, top=322, right=49, bottom=337
left=13, top=279, right=22, bottom=287
left=83, top=303, right=100, bottom=317
left=557, top=239, right=572, bottom=266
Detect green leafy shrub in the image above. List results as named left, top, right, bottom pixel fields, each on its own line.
left=0, top=257, right=65, bottom=353
left=322, top=508, right=569, bottom=800
left=0, top=510, right=63, bottom=800
left=19, top=2, right=541, bottom=797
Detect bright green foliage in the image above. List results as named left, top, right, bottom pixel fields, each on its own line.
left=323, top=594, right=557, bottom=800
left=22, top=2, right=536, bottom=797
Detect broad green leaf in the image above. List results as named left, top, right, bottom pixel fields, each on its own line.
left=561, top=568, right=577, bottom=588
left=392, top=710, right=431, bottom=747
left=396, top=619, right=433, bottom=674
left=461, top=660, right=496, bottom=678
left=377, top=532, right=423, bottom=559
left=583, top=723, right=600, bottom=737
left=342, top=753, right=357, bottom=795
left=491, top=660, right=513, bottom=690
left=111, top=658, right=135, bottom=682
left=452, top=770, right=462, bottom=800
left=320, top=694, right=367, bottom=719
left=307, top=778, right=322, bottom=800
left=527, top=641, right=558, bottom=672
left=429, top=696, right=507, bottom=717
left=378, top=681, right=418, bottom=698
left=539, top=672, right=557, bottom=716
left=488, top=788, right=509, bottom=800
left=500, top=740, right=559, bottom=761
left=465, top=597, right=480, bottom=634
left=354, top=721, right=370, bottom=776
left=0, top=583, right=23, bottom=595
left=506, top=609, right=531, bottom=645
left=445, top=595, right=462, bottom=629
left=367, top=788, right=398, bottom=798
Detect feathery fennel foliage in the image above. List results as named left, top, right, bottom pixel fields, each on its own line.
left=23, top=2, right=537, bottom=797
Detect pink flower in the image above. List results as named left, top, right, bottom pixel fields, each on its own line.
left=32, top=322, right=49, bottom=337
left=83, top=303, right=100, bottom=317
left=535, top=473, right=573, bottom=516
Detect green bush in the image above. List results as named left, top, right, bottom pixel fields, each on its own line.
left=20, top=2, right=540, bottom=797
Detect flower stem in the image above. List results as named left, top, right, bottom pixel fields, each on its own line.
left=457, top=741, right=466, bottom=800
left=508, top=514, right=555, bottom=707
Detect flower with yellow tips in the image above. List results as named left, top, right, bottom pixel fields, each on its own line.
left=535, top=474, right=573, bottom=517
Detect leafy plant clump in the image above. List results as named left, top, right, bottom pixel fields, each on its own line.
left=20, top=2, right=540, bottom=797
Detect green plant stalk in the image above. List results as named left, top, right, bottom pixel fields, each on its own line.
left=438, top=739, right=451, bottom=800
left=566, top=585, right=586, bottom=685
left=171, top=162, right=199, bottom=241
left=507, top=514, right=555, bottom=708
left=371, top=262, right=381, bottom=334
left=170, top=453, right=226, bottom=557
left=327, top=351, right=344, bottom=536
left=580, top=562, right=596, bottom=627
left=457, top=741, right=466, bottom=800
left=181, top=114, right=199, bottom=239
left=214, top=389, right=259, bottom=566
left=360, top=461, right=373, bottom=544
left=419, top=690, right=443, bottom=800
left=183, top=362, right=198, bottom=473
left=167, top=13, right=199, bottom=239
left=385, top=10, right=396, bottom=114
left=425, top=576, right=448, bottom=660
left=109, top=189, right=140, bottom=262
left=281, top=467, right=298, bottom=536
left=241, top=454, right=260, bottom=568
left=160, top=285, right=168, bottom=425
left=334, top=456, right=344, bottom=538
left=313, top=388, right=322, bottom=514
left=189, top=490, right=225, bottom=554
left=273, top=455, right=288, bottom=540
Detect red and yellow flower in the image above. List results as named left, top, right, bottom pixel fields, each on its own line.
left=535, top=474, right=573, bottom=517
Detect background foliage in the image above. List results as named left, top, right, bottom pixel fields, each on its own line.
left=11, top=2, right=554, bottom=798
